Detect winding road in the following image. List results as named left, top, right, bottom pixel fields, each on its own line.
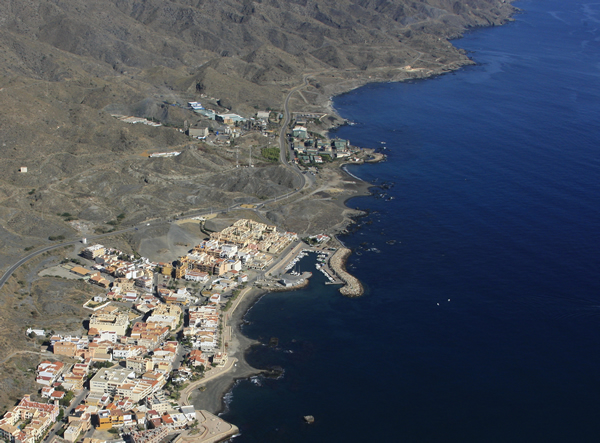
left=278, top=75, right=311, bottom=188
left=0, top=75, right=316, bottom=293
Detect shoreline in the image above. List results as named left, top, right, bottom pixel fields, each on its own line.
left=172, top=4, right=522, bottom=426
left=187, top=286, right=267, bottom=414
left=328, top=247, right=364, bottom=297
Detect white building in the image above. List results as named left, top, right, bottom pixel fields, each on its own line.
left=185, top=269, right=210, bottom=283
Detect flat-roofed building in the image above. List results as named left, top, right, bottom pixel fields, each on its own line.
left=89, top=311, right=129, bottom=336
left=53, top=341, right=77, bottom=357
left=64, top=420, right=84, bottom=442
left=82, top=245, right=105, bottom=260
left=89, top=367, right=134, bottom=395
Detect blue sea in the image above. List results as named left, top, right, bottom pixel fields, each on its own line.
left=220, top=1, right=600, bottom=441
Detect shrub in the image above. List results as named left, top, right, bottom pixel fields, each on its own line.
left=261, top=147, right=280, bottom=162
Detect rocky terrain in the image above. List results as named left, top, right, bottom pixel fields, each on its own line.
left=0, top=0, right=516, bottom=259
left=0, top=0, right=516, bottom=409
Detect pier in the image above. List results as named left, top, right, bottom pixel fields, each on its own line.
left=329, top=247, right=364, bottom=297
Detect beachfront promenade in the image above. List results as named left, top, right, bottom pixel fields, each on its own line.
left=179, top=357, right=239, bottom=407
left=173, top=410, right=239, bottom=443
left=179, top=244, right=305, bottom=405
left=177, top=244, right=305, bottom=402
left=175, top=241, right=362, bottom=442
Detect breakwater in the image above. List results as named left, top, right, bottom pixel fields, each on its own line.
left=329, top=247, right=363, bottom=297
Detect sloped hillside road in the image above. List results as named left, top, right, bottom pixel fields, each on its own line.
left=0, top=75, right=318, bottom=292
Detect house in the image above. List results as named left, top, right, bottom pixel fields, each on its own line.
left=117, top=379, right=158, bottom=402
left=135, top=276, right=153, bottom=290
left=220, top=244, right=238, bottom=258
left=215, top=113, right=246, bottom=124
left=188, top=127, right=209, bottom=138
left=62, top=373, right=86, bottom=391
left=184, top=269, right=209, bottom=283
left=212, top=352, right=228, bottom=367
left=126, top=357, right=152, bottom=376
left=123, top=291, right=139, bottom=303
left=36, top=361, right=65, bottom=386
left=333, top=139, right=348, bottom=150
left=19, top=167, right=27, bottom=173
left=293, top=126, right=308, bottom=139
left=159, top=263, right=173, bottom=276
left=145, top=392, right=170, bottom=413
left=41, top=387, right=55, bottom=398
left=84, top=392, right=110, bottom=407
left=180, top=405, right=196, bottom=422
left=95, top=409, right=125, bottom=430
left=50, top=390, right=66, bottom=401
left=70, top=266, right=93, bottom=278
left=147, top=304, right=181, bottom=329
left=0, top=395, right=59, bottom=443
left=112, top=278, right=135, bottom=292
left=256, top=111, right=270, bottom=120
left=90, top=275, right=110, bottom=288
left=63, top=420, right=84, bottom=442
left=186, top=350, right=207, bottom=367
left=89, top=310, right=130, bottom=336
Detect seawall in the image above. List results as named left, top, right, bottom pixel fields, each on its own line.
left=329, top=247, right=364, bottom=297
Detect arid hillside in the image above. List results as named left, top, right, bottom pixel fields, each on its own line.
left=0, top=0, right=515, bottom=263
left=0, top=0, right=518, bottom=411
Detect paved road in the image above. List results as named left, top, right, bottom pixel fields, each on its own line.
left=44, top=388, right=89, bottom=442
left=0, top=75, right=318, bottom=293
left=179, top=357, right=238, bottom=407
left=0, top=224, right=142, bottom=290
left=0, top=211, right=212, bottom=291
left=278, top=75, right=310, bottom=188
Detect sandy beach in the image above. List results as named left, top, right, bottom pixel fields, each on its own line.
left=188, top=286, right=267, bottom=413
left=186, top=166, right=375, bottom=415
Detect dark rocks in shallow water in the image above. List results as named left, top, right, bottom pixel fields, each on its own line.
left=264, top=366, right=284, bottom=378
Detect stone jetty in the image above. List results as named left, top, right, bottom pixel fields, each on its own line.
left=329, top=247, right=364, bottom=297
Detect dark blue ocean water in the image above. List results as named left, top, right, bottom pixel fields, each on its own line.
left=220, top=1, right=600, bottom=441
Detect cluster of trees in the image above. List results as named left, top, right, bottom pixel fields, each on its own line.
left=261, top=147, right=280, bottom=162
left=221, top=289, right=241, bottom=312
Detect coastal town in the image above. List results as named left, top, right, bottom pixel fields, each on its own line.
left=0, top=219, right=358, bottom=443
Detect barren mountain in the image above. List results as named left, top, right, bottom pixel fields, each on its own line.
left=0, top=0, right=518, bottom=410
left=0, top=0, right=516, bottom=260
